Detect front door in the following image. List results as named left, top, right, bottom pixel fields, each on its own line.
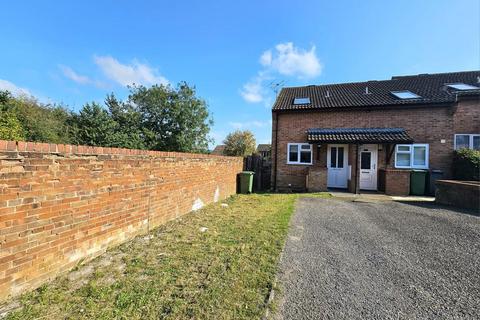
left=359, top=144, right=378, bottom=190
left=327, top=144, right=348, bottom=188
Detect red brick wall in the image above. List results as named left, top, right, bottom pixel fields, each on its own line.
left=306, top=167, right=327, bottom=192
left=0, top=140, right=243, bottom=301
left=435, top=180, right=480, bottom=211
left=453, top=98, right=480, bottom=133
left=382, top=169, right=411, bottom=196
left=272, top=99, right=479, bottom=191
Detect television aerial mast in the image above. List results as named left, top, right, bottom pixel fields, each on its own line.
left=269, top=80, right=286, bottom=97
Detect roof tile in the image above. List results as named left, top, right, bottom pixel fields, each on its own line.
left=273, top=71, right=480, bottom=111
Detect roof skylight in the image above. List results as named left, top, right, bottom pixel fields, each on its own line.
left=293, top=97, right=311, bottom=105
left=446, top=83, right=480, bottom=91
left=391, top=90, right=421, bottom=99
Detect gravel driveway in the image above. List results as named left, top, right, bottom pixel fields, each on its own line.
left=275, top=198, right=480, bottom=320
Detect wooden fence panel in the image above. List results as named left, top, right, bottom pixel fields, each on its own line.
left=244, top=155, right=271, bottom=191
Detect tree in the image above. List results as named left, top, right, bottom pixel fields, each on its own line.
left=0, top=92, right=73, bottom=144
left=0, top=109, right=25, bottom=140
left=105, top=94, right=146, bottom=149
left=0, top=81, right=213, bottom=154
left=71, top=102, right=119, bottom=147
left=127, top=82, right=213, bottom=153
left=0, top=91, right=25, bottom=140
left=223, top=130, right=256, bottom=156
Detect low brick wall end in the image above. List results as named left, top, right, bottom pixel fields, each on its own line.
left=306, top=167, right=328, bottom=192
left=382, top=169, right=411, bottom=196
left=435, top=180, right=480, bottom=212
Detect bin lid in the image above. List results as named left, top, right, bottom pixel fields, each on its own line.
left=431, top=169, right=443, bottom=173
left=412, top=169, right=427, bottom=172
left=240, top=171, right=255, bottom=175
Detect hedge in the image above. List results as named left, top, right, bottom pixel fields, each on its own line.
left=452, top=148, right=480, bottom=181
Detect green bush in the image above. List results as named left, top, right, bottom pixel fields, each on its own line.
left=452, top=148, right=480, bottom=181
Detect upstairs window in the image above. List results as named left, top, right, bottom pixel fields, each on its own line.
left=293, top=97, right=311, bottom=105
left=454, top=134, right=480, bottom=150
left=446, top=83, right=480, bottom=91
left=391, top=91, right=421, bottom=99
left=395, top=144, right=429, bottom=169
left=287, top=143, right=312, bottom=165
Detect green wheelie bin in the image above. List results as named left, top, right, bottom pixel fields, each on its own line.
left=410, top=170, right=427, bottom=195
left=238, top=171, right=254, bottom=194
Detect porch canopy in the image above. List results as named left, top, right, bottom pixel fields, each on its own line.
left=307, top=127, right=413, bottom=144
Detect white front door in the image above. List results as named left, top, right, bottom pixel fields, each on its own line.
left=327, top=144, right=348, bottom=188
left=359, top=144, right=378, bottom=190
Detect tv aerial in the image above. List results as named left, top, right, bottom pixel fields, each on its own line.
left=269, top=80, right=286, bottom=97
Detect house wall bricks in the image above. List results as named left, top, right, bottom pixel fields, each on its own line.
left=453, top=97, right=480, bottom=133
left=0, top=140, right=243, bottom=301
left=272, top=98, right=478, bottom=192
left=306, top=167, right=327, bottom=192
left=382, top=169, right=411, bottom=196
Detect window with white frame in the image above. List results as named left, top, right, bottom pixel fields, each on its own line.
left=287, top=143, right=312, bottom=165
left=454, top=134, right=480, bottom=150
left=395, top=144, right=429, bottom=169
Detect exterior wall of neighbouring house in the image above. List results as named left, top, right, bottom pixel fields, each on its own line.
left=0, top=140, right=243, bottom=301
left=453, top=97, right=480, bottom=133
left=272, top=99, right=479, bottom=193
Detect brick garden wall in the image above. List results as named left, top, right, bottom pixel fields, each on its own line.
left=0, top=140, right=243, bottom=301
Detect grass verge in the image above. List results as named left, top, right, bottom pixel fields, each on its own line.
left=4, top=193, right=313, bottom=320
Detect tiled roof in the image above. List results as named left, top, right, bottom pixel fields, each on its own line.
left=210, top=145, right=225, bottom=155
left=273, top=71, right=480, bottom=111
left=307, top=128, right=413, bottom=143
left=256, top=144, right=271, bottom=152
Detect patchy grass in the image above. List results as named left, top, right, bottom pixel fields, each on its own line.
left=4, top=194, right=301, bottom=320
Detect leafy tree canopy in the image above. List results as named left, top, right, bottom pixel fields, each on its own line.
left=70, top=102, right=120, bottom=147
left=0, top=90, right=73, bottom=143
left=223, top=130, right=256, bottom=156
left=72, top=82, right=213, bottom=152
left=0, top=82, right=213, bottom=153
left=127, top=82, right=213, bottom=152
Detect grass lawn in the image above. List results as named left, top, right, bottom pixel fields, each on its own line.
left=3, top=193, right=329, bottom=319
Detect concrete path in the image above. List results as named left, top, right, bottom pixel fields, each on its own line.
left=274, top=198, right=480, bottom=320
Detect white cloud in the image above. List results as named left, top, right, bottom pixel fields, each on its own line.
left=59, top=65, right=91, bottom=85
left=240, top=71, right=272, bottom=104
left=240, top=77, right=264, bottom=103
left=0, top=79, right=31, bottom=96
left=59, top=65, right=108, bottom=89
left=260, top=50, right=272, bottom=66
left=94, top=55, right=169, bottom=87
left=240, top=42, right=322, bottom=104
left=228, top=120, right=271, bottom=129
left=261, top=42, right=322, bottom=78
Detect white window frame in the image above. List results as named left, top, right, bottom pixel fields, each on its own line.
left=454, top=134, right=480, bottom=150
left=287, top=143, right=313, bottom=165
left=394, top=144, right=429, bottom=169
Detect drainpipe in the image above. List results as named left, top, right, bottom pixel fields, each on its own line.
left=355, top=143, right=360, bottom=194
left=273, top=112, right=279, bottom=191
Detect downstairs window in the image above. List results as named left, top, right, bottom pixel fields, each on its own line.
left=395, top=144, right=429, bottom=169
left=287, top=143, right=312, bottom=165
left=454, top=134, right=480, bottom=150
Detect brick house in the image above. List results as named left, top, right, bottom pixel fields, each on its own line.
left=271, top=71, right=480, bottom=195
left=256, top=144, right=271, bottom=160
left=210, top=144, right=225, bottom=155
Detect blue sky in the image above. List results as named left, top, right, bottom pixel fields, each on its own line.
left=1, top=0, right=479, bottom=147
